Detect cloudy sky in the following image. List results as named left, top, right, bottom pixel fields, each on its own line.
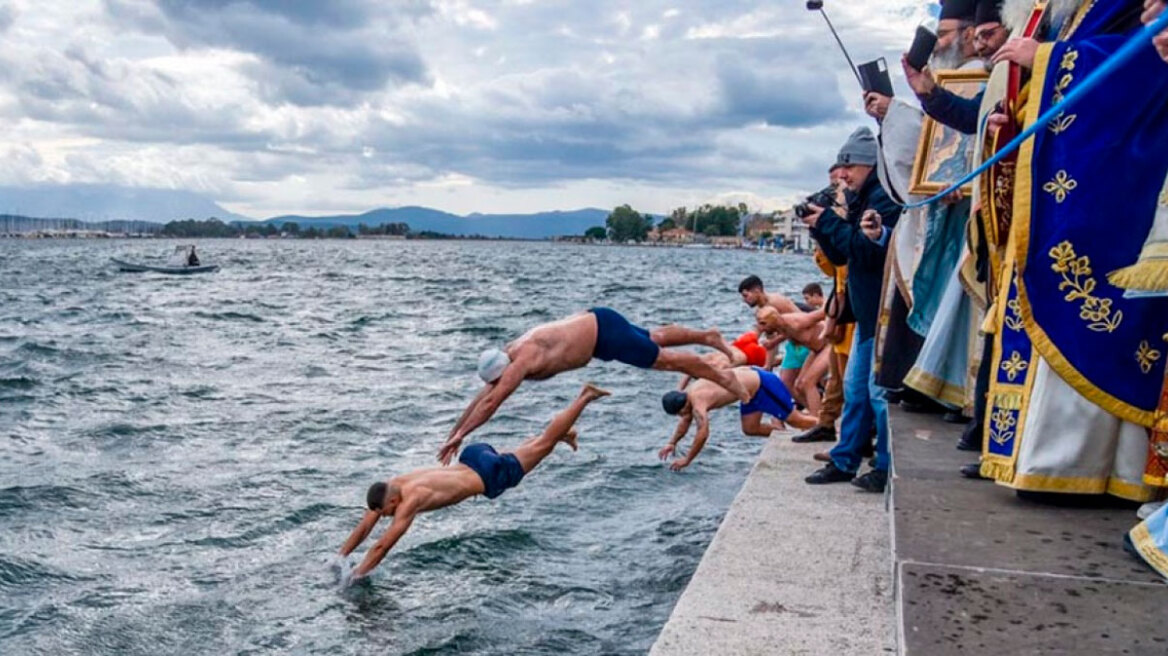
left=0, top=0, right=930, bottom=218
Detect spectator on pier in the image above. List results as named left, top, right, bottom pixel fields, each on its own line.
left=800, top=127, right=901, bottom=492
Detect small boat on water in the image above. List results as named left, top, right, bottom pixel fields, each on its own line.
left=112, top=245, right=219, bottom=275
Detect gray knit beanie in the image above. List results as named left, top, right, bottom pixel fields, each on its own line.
left=836, top=127, right=877, bottom=167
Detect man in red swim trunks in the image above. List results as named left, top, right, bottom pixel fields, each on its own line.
left=675, top=330, right=770, bottom=390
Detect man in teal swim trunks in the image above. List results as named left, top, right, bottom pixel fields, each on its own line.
left=657, top=366, right=818, bottom=471
left=339, top=384, right=610, bottom=581
left=438, top=308, right=752, bottom=464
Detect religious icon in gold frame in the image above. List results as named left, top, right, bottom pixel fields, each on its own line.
left=909, top=69, right=990, bottom=196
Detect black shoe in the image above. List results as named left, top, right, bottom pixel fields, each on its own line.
left=852, top=469, right=888, bottom=493
left=900, top=399, right=944, bottom=414
left=956, top=422, right=982, bottom=452
left=942, top=411, right=970, bottom=424
left=960, top=463, right=988, bottom=480
left=805, top=462, right=855, bottom=484
left=792, top=425, right=837, bottom=443
left=886, top=388, right=904, bottom=405
left=956, top=436, right=982, bottom=452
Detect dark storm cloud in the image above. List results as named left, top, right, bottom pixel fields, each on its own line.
left=715, top=56, right=849, bottom=128
left=104, top=0, right=433, bottom=106
left=2, top=0, right=922, bottom=204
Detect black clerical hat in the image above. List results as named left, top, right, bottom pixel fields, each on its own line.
left=940, top=0, right=977, bottom=20
left=975, top=0, right=1003, bottom=25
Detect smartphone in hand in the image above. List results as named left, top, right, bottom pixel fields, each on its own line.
left=906, top=26, right=937, bottom=71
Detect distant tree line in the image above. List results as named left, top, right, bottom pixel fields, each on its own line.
left=591, top=202, right=746, bottom=242
left=161, top=218, right=409, bottom=239
left=159, top=218, right=521, bottom=240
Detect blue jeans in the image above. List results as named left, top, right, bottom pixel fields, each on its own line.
left=829, top=335, right=890, bottom=473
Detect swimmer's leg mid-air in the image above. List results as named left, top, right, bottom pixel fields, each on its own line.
left=338, top=384, right=611, bottom=581
left=438, top=308, right=749, bottom=464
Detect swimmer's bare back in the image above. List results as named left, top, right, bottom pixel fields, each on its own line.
left=392, top=466, right=486, bottom=513
left=506, top=312, right=598, bottom=380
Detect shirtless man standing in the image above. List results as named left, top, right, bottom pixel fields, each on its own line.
left=756, top=306, right=830, bottom=416
left=658, top=366, right=818, bottom=471
left=438, top=307, right=752, bottom=464
left=737, top=275, right=800, bottom=315
left=339, top=384, right=610, bottom=581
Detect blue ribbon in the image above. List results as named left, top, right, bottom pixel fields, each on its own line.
left=902, top=10, right=1168, bottom=209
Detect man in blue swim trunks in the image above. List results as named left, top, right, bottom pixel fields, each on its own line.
left=657, top=367, right=818, bottom=471
left=438, top=308, right=752, bottom=464
left=339, top=383, right=610, bottom=581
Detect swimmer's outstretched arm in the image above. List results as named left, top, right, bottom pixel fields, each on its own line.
left=445, top=384, right=491, bottom=443
left=339, top=510, right=381, bottom=558
left=658, top=414, right=693, bottom=461
left=439, top=364, right=525, bottom=464
left=352, top=506, right=417, bottom=579
left=671, top=408, right=710, bottom=472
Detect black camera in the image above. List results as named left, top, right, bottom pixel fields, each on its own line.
left=794, top=187, right=839, bottom=219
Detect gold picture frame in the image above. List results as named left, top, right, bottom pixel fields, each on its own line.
left=909, top=69, right=990, bottom=196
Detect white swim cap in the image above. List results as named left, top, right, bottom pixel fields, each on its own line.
left=477, top=348, right=511, bottom=383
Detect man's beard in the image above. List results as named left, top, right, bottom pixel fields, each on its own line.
left=931, top=37, right=964, bottom=69
left=1002, top=0, right=1036, bottom=33
left=1002, top=0, right=1086, bottom=35
left=1048, top=0, right=1086, bottom=31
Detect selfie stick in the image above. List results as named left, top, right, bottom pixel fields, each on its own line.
left=806, top=1, right=863, bottom=88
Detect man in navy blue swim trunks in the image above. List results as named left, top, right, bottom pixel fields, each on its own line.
left=339, top=384, right=610, bottom=581
left=438, top=308, right=752, bottom=464
left=657, top=367, right=818, bottom=471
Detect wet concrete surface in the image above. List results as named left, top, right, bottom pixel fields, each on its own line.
left=891, top=409, right=1167, bottom=655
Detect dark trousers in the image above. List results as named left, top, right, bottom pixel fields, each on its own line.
left=960, top=334, right=994, bottom=448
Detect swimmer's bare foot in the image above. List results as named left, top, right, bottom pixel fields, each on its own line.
left=560, top=427, right=579, bottom=452
left=581, top=383, right=611, bottom=402
left=703, top=328, right=735, bottom=359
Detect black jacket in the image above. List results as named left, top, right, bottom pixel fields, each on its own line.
left=810, top=170, right=901, bottom=340
left=920, top=87, right=982, bottom=135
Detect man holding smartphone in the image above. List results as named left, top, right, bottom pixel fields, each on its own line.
left=900, top=0, right=1009, bottom=135
left=800, top=127, right=902, bottom=492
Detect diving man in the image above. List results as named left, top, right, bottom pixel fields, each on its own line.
left=658, top=366, right=818, bottom=471
left=340, top=384, right=610, bottom=580
left=438, top=308, right=751, bottom=464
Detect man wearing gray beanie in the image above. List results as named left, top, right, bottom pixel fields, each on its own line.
left=800, top=126, right=901, bottom=492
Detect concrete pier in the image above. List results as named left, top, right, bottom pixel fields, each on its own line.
left=891, top=410, right=1168, bottom=655
left=650, top=433, right=896, bottom=655
left=652, top=409, right=1167, bottom=655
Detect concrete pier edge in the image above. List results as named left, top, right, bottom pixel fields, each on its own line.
left=651, top=407, right=1168, bottom=655
left=649, top=430, right=895, bottom=655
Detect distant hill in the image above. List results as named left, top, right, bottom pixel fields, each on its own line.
left=0, top=184, right=251, bottom=223
left=0, top=183, right=613, bottom=238
left=0, top=214, right=162, bottom=234
left=261, top=206, right=610, bottom=239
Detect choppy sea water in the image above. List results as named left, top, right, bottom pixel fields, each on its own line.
left=0, top=239, right=823, bottom=655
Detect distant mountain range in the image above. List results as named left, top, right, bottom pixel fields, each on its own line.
left=0, top=184, right=251, bottom=224
left=0, top=214, right=163, bottom=234
left=0, top=185, right=611, bottom=239
left=262, top=207, right=609, bottom=239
